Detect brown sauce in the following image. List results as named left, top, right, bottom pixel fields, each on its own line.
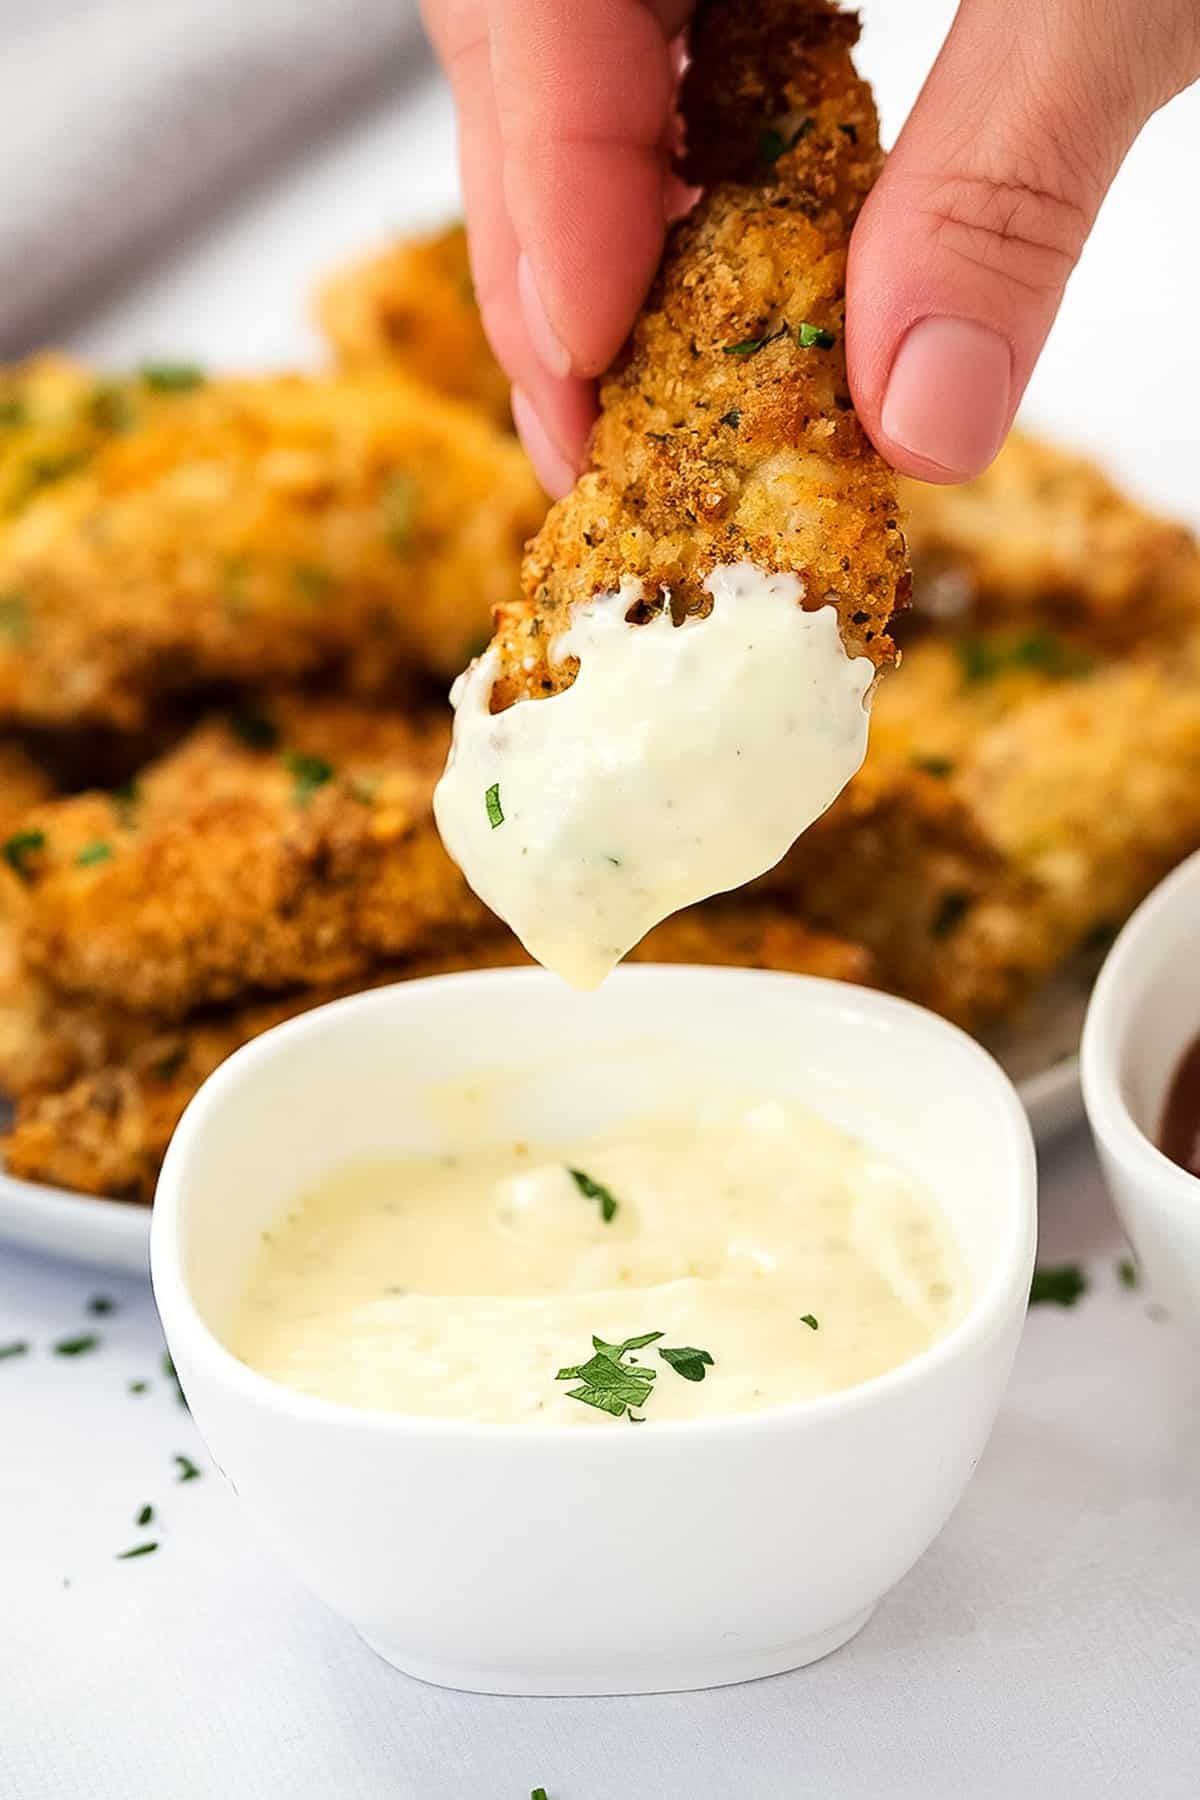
left=1159, top=1033, right=1200, bottom=1178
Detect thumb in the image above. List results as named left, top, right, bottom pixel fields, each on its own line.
left=847, top=0, right=1200, bottom=482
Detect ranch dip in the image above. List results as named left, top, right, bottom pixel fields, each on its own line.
left=231, top=1092, right=965, bottom=1426
left=433, top=565, right=874, bottom=989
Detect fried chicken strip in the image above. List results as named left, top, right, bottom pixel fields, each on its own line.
left=0, top=372, right=543, bottom=728
left=491, top=0, right=904, bottom=706
left=316, top=226, right=513, bottom=432
left=902, top=430, right=1200, bottom=652
left=13, top=700, right=492, bottom=1016
left=1, top=904, right=872, bottom=1200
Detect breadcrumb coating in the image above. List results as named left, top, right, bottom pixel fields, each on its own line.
left=0, top=371, right=543, bottom=727
left=316, top=225, right=513, bottom=431
left=488, top=0, right=906, bottom=711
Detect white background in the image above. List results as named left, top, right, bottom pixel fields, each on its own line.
left=5, top=4, right=1200, bottom=1795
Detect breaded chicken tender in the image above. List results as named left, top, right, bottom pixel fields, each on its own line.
left=0, top=372, right=543, bottom=728
left=14, top=700, right=492, bottom=1016
left=316, top=226, right=513, bottom=431
left=490, top=0, right=905, bottom=709
left=1, top=903, right=871, bottom=1199
left=902, top=431, right=1200, bottom=651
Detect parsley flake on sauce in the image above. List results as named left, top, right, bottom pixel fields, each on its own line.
left=0, top=1340, right=29, bottom=1361
left=1029, top=1264, right=1087, bottom=1308
left=2, top=827, right=44, bottom=881
left=532, top=1789, right=551, bottom=1800
left=485, top=782, right=504, bottom=829
left=136, top=1504, right=154, bottom=1527
left=797, top=322, right=835, bottom=349
left=658, top=1345, right=714, bottom=1383
left=87, top=1295, right=115, bottom=1316
left=557, top=1331, right=662, bottom=1418
left=800, top=1314, right=819, bottom=1331
left=568, top=1166, right=619, bottom=1223
left=53, top=1333, right=99, bottom=1357
left=115, top=1542, right=158, bottom=1560
left=174, top=1453, right=201, bottom=1483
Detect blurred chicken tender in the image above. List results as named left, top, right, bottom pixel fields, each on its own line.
left=316, top=226, right=513, bottom=432
left=1, top=905, right=870, bottom=1200
left=13, top=700, right=492, bottom=1016
left=902, top=431, right=1200, bottom=650
left=0, top=372, right=543, bottom=728
left=488, top=0, right=905, bottom=711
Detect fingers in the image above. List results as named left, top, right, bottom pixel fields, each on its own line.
left=423, top=0, right=687, bottom=493
left=847, top=0, right=1200, bottom=482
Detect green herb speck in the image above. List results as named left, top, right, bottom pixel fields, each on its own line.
left=568, top=1166, right=619, bottom=1223
left=1117, top=1256, right=1139, bottom=1289
left=3, top=827, right=45, bottom=881
left=722, top=323, right=788, bottom=358
left=128, top=1379, right=149, bottom=1394
left=800, top=1313, right=819, bottom=1331
left=75, top=840, right=113, bottom=868
left=1029, top=1264, right=1087, bottom=1308
left=658, top=1345, right=714, bottom=1383
left=797, top=322, right=835, bottom=349
left=87, top=1295, right=115, bottom=1316
left=140, top=362, right=206, bottom=392
left=485, top=782, right=504, bottom=829
left=174, top=1453, right=201, bottom=1483
left=115, top=1542, right=158, bottom=1560
left=0, top=1340, right=29, bottom=1361
left=285, top=751, right=334, bottom=804
left=556, top=1331, right=663, bottom=1419
left=54, top=1333, right=99, bottom=1357
left=136, top=1504, right=154, bottom=1527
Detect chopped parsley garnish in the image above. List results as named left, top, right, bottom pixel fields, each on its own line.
left=128, top=1379, right=149, bottom=1394
left=3, top=827, right=45, bottom=881
left=800, top=1313, right=819, bottom=1331
left=54, top=1333, right=99, bottom=1357
left=115, top=1542, right=158, bottom=1560
left=87, top=1295, right=115, bottom=1316
left=1117, top=1256, right=1139, bottom=1289
left=658, top=1345, right=714, bottom=1383
left=140, top=362, right=206, bottom=392
left=1029, top=1263, right=1087, bottom=1308
left=532, top=1790, right=550, bottom=1800
left=174, top=1453, right=201, bottom=1483
left=0, top=1340, right=29, bottom=1361
left=912, top=754, right=955, bottom=778
left=293, top=563, right=332, bottom=605
left=230, top=708, right=279, bottom=750
left=568, top=1166, right=619, bottom=1223
left=162, top=1349, right=188, bottom=1408
left=136, top=1504, right=154, bottom=1526
left=957, top=630, right=1095, bottom=685
left=797, top=322, right=836, bottom=349
left=0, top=593, right=28, bottom=640
left=722, top=323, right=788, bottom=358
left=383, top=472, right=418, bottom=552
left=485, top=782, right=504, bottom=829
left=285, top=751, right=334, bottom=804
left=719, top=408, right=741, bottom=429
left=75, top=840, right=113, bottom=868
left=557, top=1331, right=662, bottom=1418
left=931, top=890, right=971, bottom=938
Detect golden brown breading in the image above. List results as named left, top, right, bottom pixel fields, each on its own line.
left=0, top=371, right=544, bottom=728
left=315, top=226, right=513, bottom=431
left=1, top=902, right=872, bottom=1199
left=14, top=700, right=492, bottom=1016
left=488, top=0, right=905, bottom=711
left=902, top=430, right=1200, bottom=651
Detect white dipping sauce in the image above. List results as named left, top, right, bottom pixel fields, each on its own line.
left=433, top=564, right=873, bottom=988
left=231, top=1093, right=965, bottom=1426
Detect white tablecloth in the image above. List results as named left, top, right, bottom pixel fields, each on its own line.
left=5, top=1129, right=1199, bottom=1799
left=5, top=5, right=1200, bottom=1792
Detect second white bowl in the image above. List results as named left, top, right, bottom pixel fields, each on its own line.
left=152, top=967, right=1035, bottom=1695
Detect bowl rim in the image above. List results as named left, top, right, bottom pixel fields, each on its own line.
left=152, top=964, right=1037, bottom=1447
left=1081, top=846, right=1200, bottom=1203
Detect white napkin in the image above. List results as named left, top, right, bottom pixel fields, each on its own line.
left=0, top=0, right=425, bottom=353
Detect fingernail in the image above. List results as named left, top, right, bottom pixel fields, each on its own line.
left=511, top=387, right=576, bottom=500
left=881, top=317, right=1012, bottom=479
left=517, top=254, right=572, bottom=380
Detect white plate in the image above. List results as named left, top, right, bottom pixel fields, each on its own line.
left=0, top=1046, right=1085, bottom=1278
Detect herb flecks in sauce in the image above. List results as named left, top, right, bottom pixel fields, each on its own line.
left=658, top=1345, right=714, bottom=1383
left=557, top=1331, right=662, bottom=1418
left=53, top=1333, right=99, bottom=1357
left=568, top=1166, right=619, bottom=1223
left=485, top=782, right=504, bottom=829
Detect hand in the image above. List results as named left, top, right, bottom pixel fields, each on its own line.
left=422, top=0, right=1200, bottom=494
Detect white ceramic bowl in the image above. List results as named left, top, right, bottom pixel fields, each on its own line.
left=1082, top=849, right=1200, bottom=1323
left=152, top=966, right=1036, bottom=1696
